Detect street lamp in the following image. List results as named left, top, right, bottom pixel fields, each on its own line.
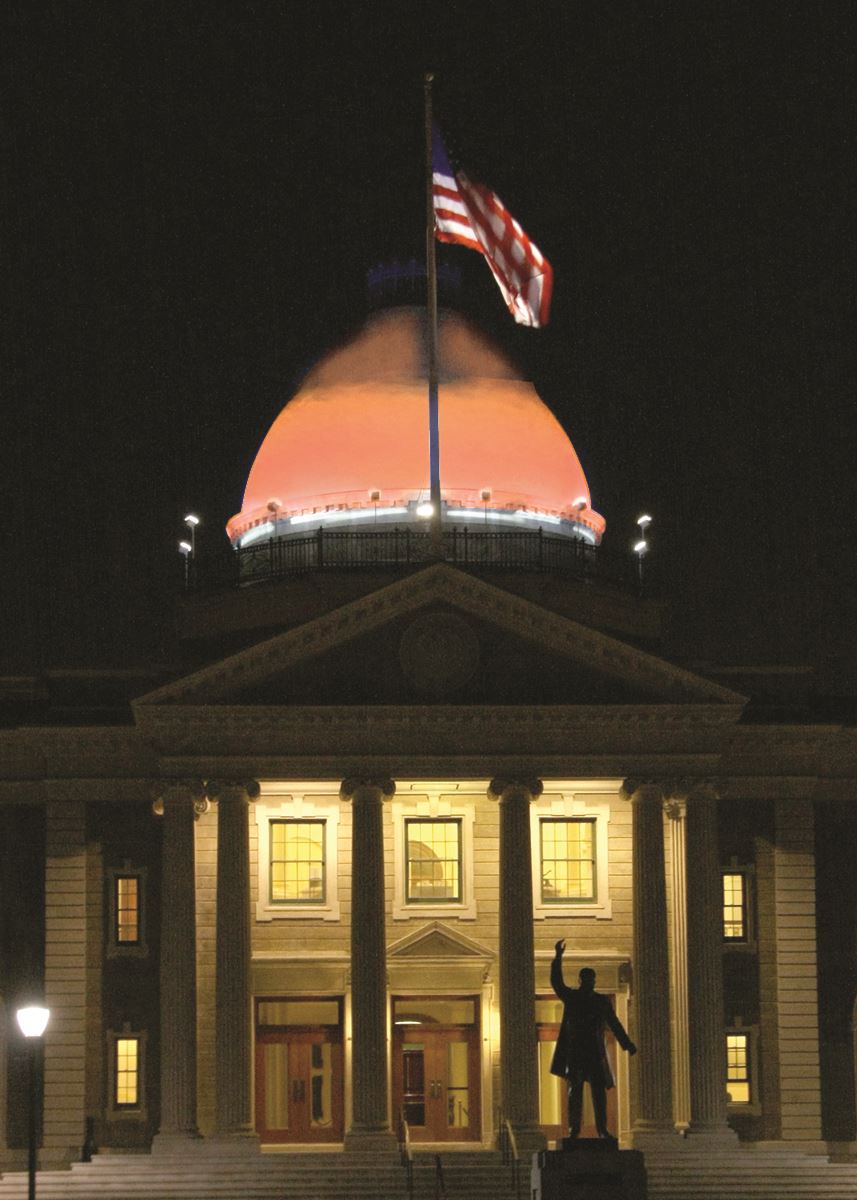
left=572, top=496, right=587, bottom=540
left=17, top=1006, right=49, bottom=1200
left=369, top=489, right=380, bottom=524
left=183, top=513, right=200, bottom=557
left=480, top=488, right=491, bottom=525
left=634, top=513, right=652, bottom=584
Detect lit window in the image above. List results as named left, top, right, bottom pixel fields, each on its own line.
left=405, top=819, right=462, bottom=902
left=115, top=1037, right=139, bottom=1107
left=723, top=872, right=747, bottom=941
left=270, top=820, right=326, bottom=904
left=115, top=876, right=140, bottom=944
left=726, top=1033, right=750, bottom=1104
left=540, top=818, right=596, bottom=903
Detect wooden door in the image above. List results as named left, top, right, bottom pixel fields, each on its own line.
left=396, top=1026, right=479, bottom=1142
left=255, top=1029, right=343, bottom=1143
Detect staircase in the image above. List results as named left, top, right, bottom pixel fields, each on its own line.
left=1, top=1145, right=857, bottom=1200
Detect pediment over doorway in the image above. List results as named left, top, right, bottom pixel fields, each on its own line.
left=388, top=921, right=495, bottom=962
left=387, top=921, right=495, bottom=991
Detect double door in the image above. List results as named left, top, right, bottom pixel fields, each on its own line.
left=394, top=1026, right=479, bottom=1142
left=255, top=1029, right=343, bottom=1143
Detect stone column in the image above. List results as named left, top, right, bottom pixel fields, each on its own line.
left=489, top=777, right=546, bottom=1155
left=153, top=781, right=205, bottom=1150
left=341, top=778, right=397, bottom=1152
left=665, top=798, right=691, bottom=1131
left=684, top=783, right=736, bottom=1143
left=208, top=781, right=260, bottom=1148
left=626, top=781, right=674, bottom=1141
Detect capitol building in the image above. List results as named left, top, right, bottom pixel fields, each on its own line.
left=1, top=299, right=855, bottom=1199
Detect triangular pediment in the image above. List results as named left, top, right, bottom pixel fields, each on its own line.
left=388, top=921, right=494, bottom=961
left=135, top=564, right=745, bottom=709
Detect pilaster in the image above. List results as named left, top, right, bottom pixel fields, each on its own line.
left=42, top=800, right=87, bottom=1165
left=665, top=799, right=690, bottom=1132
left=0, top=997, right=7, bottom=1165
left=773, top=798, right=822, bottom=1144
left=489, top=777, right=546, bottom=1156
left=208, top=780, right=260, bottom=1149
left=340, top=777, right=398, bottom=1153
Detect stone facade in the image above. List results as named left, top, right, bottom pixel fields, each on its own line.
left=0, top=564, right=855, bottom=1176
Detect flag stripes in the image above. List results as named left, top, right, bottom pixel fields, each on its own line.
left=431, top=125, right=553, bottom=327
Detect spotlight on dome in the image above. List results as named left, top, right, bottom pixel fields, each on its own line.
left=416, top=502, right=434, bottom=519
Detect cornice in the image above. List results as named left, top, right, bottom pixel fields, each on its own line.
left=0, top=726, right=156, bottom=781
left=134, top=563, right=747, bottom=707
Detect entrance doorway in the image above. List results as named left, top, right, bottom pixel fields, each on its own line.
left=536, top=996, right=619, bottom=1142
left=255, top=998, right=344, bottom=1143
left=392, top=997, right=481, bottom=1142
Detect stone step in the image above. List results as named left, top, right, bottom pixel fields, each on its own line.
left=3, top=1148, right=857, bottom=1200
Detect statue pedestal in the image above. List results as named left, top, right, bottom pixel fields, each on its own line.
left=531, top=1140, right=647, bottom=1200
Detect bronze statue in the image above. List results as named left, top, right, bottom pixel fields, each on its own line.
left=550, top=939, right=637, bottom=1143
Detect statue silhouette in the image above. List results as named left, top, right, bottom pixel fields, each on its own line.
left=550, top=939, right=637, bottom=1143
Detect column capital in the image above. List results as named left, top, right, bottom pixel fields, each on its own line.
left=339, top=777, right=396, bottom=802
left=205, top=779, right=261, bottom=804
left=151, top=779, right=209, bottom=817
left=488, top=777, right=543, bottom=802
left=621, top=778, right=665, bottom=804
left=664, top=797, right=687, bottom=822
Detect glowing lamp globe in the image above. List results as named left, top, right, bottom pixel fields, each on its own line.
left=17, top=1006, right=50, bottom=1038
left=227, top=308, right=604, bottom=546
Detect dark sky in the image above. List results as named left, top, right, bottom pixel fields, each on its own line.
left=3, top=1, right=854, bottom=680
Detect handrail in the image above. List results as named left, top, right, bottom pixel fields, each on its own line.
left=499, top=1116, right=523, bottom=1200
left=399, top=1111, right=413, bottom=1200
left=433, top=1152, right=447, bottom=1200
left=187, top=525, right=647, bottom=596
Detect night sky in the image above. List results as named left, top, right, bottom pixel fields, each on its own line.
left=3, top=2, right=854, bottom=683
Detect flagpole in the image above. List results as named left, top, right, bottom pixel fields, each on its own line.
left=424, top=72, right=443, bottom=555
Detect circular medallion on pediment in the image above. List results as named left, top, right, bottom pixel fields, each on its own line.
left=398, top=612, right=480, bottom=698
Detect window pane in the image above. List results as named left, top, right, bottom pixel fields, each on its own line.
left=270, top=820, right=325, bottom=903
left=405, top=819, right=462, bottom=902
left=723, top=873, right=746, bottom=940
left=540, top=819, right=596, bottom=902
left=726, top=1033, right=750, bottom=1103
left=116, top=876, right=139, bottom=943
left=115, top=1037, right=139, bottom=1106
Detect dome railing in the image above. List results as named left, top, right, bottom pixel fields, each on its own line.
left=191, top=526, right=642, bottom=593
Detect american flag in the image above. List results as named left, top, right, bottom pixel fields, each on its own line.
left=431, top=125, right=553, bottom=328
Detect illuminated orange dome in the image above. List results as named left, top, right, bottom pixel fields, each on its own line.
left=227, top=308, right=605, bottom=545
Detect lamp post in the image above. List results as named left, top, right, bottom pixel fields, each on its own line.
left=183, top=513, right=199, bottom=557
left=179, top=541, right=192, bottom=590
left=634, top=513, right=652, bottom=584
left=16, top=1006, right=49, bottom=1200
left=369, top=489, right=380, bottom=524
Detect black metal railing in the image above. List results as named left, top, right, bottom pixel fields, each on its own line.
left=399, top=1111, right=414, bottom=1200
left=189, top=526, right=642, bottom=594
left=498, top=1114, right=523, bottom=1200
